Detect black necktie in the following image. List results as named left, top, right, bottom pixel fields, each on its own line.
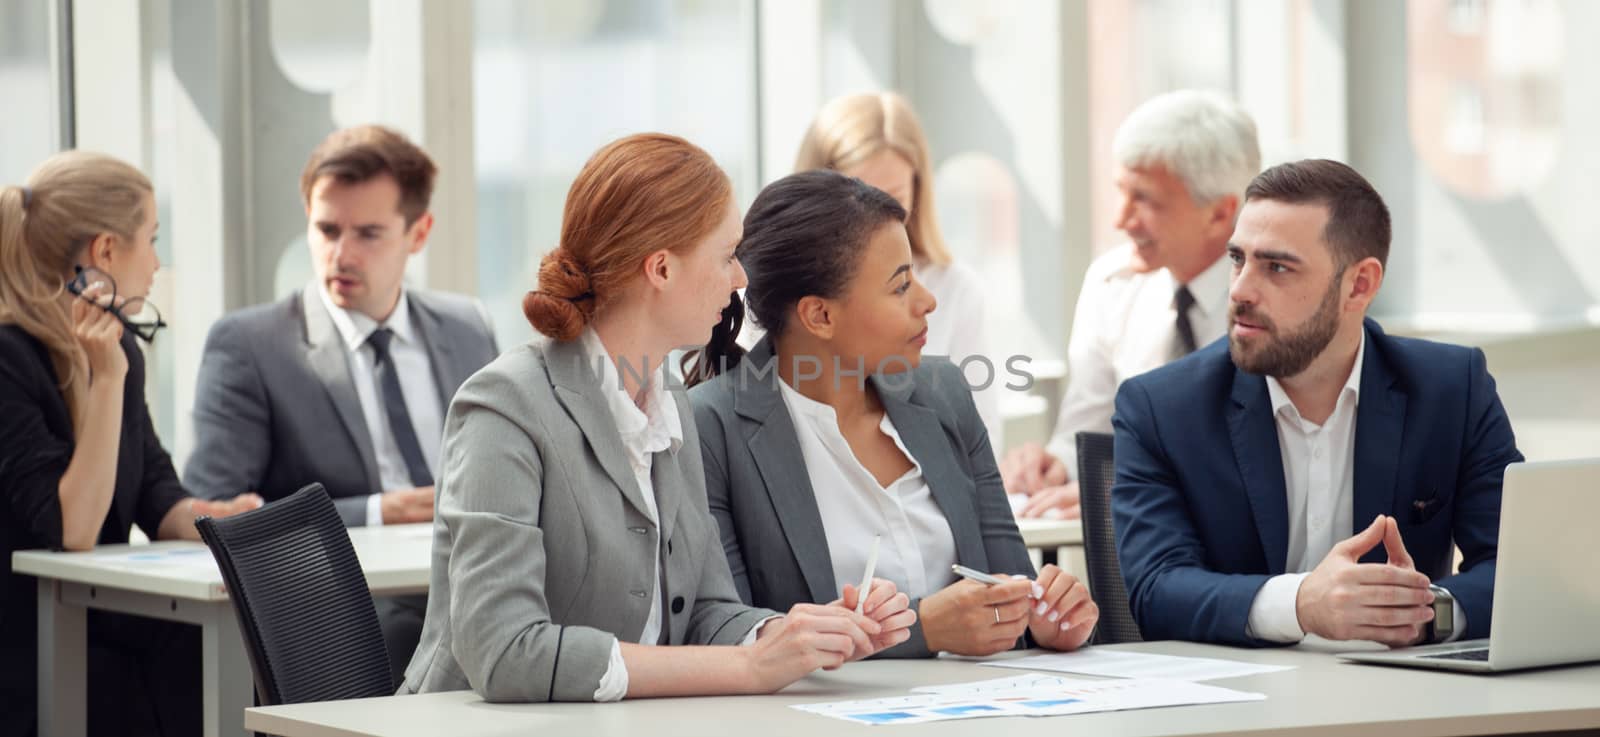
left=367, top=328, right=434, bottom=488
left=1174, top=285, right=1198, bottom=356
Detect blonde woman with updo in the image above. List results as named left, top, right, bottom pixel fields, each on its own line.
left=0, top=152, right=261, bottom=737
left=400, top=133, right=914, bottom=702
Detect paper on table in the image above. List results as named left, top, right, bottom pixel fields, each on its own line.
left=791, top=693, right=969, bottom=726
left=912, top=672, right=1264, bottom=702
left=89, top=547, right=220, bottom=575
left=913, top=673, right=1093, bottom=696
left=794, top=673, right=1264, bottom=725
left=982, top=648, right=1293, bottom=681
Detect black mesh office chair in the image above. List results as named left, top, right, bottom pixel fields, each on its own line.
left=195, top=483, right=395, bottom=706
left=1076, top=431, right=1143, bottom=644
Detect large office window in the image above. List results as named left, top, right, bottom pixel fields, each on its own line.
left=1, top=0, right=59, bottom=183
left=473, top=0, right=759, bottom=350
left=113, top=0, right=474, bottom=461
left=811, top=0, right=1076, bottom=366
left=1085, top=0, right=1234, bottom=258
left=1373, top=0, right=1594, bottom=332
left=145, top=0, right=179, bottom=442
left=16, top=0, right=1586, bottom=472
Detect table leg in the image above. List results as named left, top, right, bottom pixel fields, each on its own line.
left=38, top=577, right=87, bottom=737
left=1060, top=545, right=1088, bottom=585
left=201, top=604, right=253, bottom=737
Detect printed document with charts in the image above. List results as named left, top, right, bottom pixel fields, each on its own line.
left=983, top=647, right=1295, bottom=681
left=791, top=673, right=1264, bottom=726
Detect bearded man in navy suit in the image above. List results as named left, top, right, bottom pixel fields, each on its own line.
left=1112, top=159, right=1521, bottom=648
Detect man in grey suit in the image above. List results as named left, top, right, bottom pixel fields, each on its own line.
left=186, top=125, right=498, bottom=682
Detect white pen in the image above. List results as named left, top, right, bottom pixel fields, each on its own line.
left=953, top=564, right=1044, bottom=599
left=951, top=563, right=1006, bottom=585
left=855, top=535, right=881, bottom=615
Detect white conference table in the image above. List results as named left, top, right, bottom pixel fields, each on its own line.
left=1014, top=516, right=1081, bottom=548
left=246, top=641, right=1600, bottom=737
left=1015, top=517, right=1084, bottom=575
left=13, top=523, right=434, bottom=737
left=15, top=518, right=1078, bottom=737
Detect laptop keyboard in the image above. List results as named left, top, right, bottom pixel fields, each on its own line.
left=1420, top=649, right=1490, bottom=662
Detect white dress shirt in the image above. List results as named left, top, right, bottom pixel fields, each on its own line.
left=1245, top=335, right=1465, bottom=643
left=777, top=379, right=959, bottom=602
left=1044, top=246, right=1231, bottom=474
left=583, top=328, right=771, bottom=701
left=316, top=287, right=442, bottom=527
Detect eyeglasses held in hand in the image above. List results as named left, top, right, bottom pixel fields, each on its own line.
left=67, top=266, right=168, bottom=344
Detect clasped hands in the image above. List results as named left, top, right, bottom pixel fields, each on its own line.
left=1296, top=514, right=1437, bottom=647
left=921, top=564, right=1099, bottom=655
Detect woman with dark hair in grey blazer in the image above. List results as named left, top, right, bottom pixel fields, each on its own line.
left=400, top=135, right=913, bottom=703
left=687, top=170, right=1099, bottom=658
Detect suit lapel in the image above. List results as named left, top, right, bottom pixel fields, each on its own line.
left=874, top=374, right=988, bottom=570
left=302, top=288, right=382, bottom=495
left=736, top=340, right=837, bottom=603
left=543, top=336, right=656, bottom=523
left=406, top=293, right=458, bottom=414
left=1228, top=368, right=1290, bottom=574
left=1352, top=321, right=1405, bottom=562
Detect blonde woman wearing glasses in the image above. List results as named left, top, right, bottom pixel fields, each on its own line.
left=1, top=152, right=260, bottom=737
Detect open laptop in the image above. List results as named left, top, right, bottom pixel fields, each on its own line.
left=1340, top=458, right=1600, bottom=673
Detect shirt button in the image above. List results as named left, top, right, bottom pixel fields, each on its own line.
left=1312, top=446, right=1323, bottom=459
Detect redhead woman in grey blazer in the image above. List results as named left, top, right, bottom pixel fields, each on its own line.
left=688, top=171, right=1099, bottom=658
left=400, top=135, right=913, bottom=703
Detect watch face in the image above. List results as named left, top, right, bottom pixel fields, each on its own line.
left=1430, top=585, right=1454, bottom=640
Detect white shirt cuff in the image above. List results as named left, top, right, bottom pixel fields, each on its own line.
left=593, top=638, right=628, bottom=702
left=1246, top=573, right=1310, bottom=643
left=365, top=493, right=385, bottom=527
left=741, top=615, right=783, bottom=646
left=1044, top=438, right=1074, bottom=475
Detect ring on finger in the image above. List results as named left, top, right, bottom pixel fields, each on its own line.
left=993, top=606, right=1001, bottom=624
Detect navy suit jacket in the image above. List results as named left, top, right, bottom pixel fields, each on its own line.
left=1111, top=318, right=1521, bottom=646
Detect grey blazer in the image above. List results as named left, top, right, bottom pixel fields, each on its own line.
left=184, top=287, right=498, bottom=526
left=400, top=336, right=778, bottom=702
left=689, top=338, right=1035, bottom=658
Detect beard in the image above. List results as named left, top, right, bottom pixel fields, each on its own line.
left=1229, top=276, right=1342, bottom=378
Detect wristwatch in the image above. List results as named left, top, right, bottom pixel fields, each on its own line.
left=1424, top=584, right=1455, bottom=643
